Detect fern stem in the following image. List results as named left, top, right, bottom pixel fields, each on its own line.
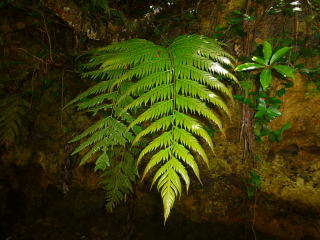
left=166, top=48, right=177, bottom=148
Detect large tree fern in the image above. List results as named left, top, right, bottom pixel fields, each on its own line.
left=69, top=35, right=237, bottom=222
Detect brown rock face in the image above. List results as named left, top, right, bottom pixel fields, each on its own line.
left=175, top=73, right=320, bottom=239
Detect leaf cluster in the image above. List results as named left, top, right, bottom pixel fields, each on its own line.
left=235, top=41, right=294, bottom=143
left=235, top=41, right=295, bottom=90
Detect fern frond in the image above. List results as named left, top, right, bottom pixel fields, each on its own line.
left=116, top=71, right=172, bottom=107
left=150, top=157, right=190, bottom=222
left=209, top=62, right=238, bottom=83
left=71, top=116, right=133, bottom=165
left=100, top=153, right=138, bottom=212
left=141, top=148, right=171, bottom=179
left=69, top=117, right=112, bottom=143
left=0, top=95, right=30, bottom=145
left=123, top=84, right=173, bottom=110
left=72, top=128, right=110, bottom=155
left=100, top=47, right=168, bottom=70
left=72, top=34, right=237, bottom=222
left=110, top=58, right=171, bottom=90
left=76, top=93, right=115, bottom=110
left=79, top=140, right=105, bottom=165
left=94, top=149, right=110, bottom=171
left=168, top=35, right=235, bottom=61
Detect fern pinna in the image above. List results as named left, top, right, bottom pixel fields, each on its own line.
left=69, top=35, right=237, bottom=222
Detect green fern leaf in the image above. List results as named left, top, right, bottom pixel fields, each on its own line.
left=100, top=152, right=138, bottom=212
left=0, top=95, right=30, bottom=146
left=176, top=79, right=231, bottom=117
left=65, top=80, right=115, bottom=108
left=141, top=148, right=171, bottom=179
left=127, top=100, right=173, bottom=129
left=133, top=115, right=174, bottom=145
left=71, top=34, right=237, bottom=222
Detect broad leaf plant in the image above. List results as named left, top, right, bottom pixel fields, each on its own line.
left=235, top=41, right=294, bottom=142
left=235, top=41, right=294, bottom=90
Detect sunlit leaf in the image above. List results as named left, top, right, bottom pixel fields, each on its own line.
left=252, top=56, right=266, bottom=65
left=263, top=41, right=272, bottom=64
left=272, top=65, right=295, bottom=78
left=270, top=47, right=292, bottom=65
left=235, top=63, right=264, bottom=71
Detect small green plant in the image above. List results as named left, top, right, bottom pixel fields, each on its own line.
left=235, top=41, right=294, bottom=143
left=235, top=41, right=294, bottom=90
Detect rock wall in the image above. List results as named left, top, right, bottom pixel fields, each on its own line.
left=0, top=0, right=320, bottom=239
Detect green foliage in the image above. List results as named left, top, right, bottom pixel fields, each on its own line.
left=235, top=41, right=294, bottom=90
left=212, top=10, right=254, bottom=39
left=100, top=152, right=138, bottom=211
left=0, top=95, right=30, bottom=146
left=66, top=69, right=137, bottom=210
left=235, top=41, right=293, bottom=143
left=69, top=116, right=134, bottom=169
left=70, top=35, right=237, bottom=222
left=247, top=170, right=261, bottom=198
